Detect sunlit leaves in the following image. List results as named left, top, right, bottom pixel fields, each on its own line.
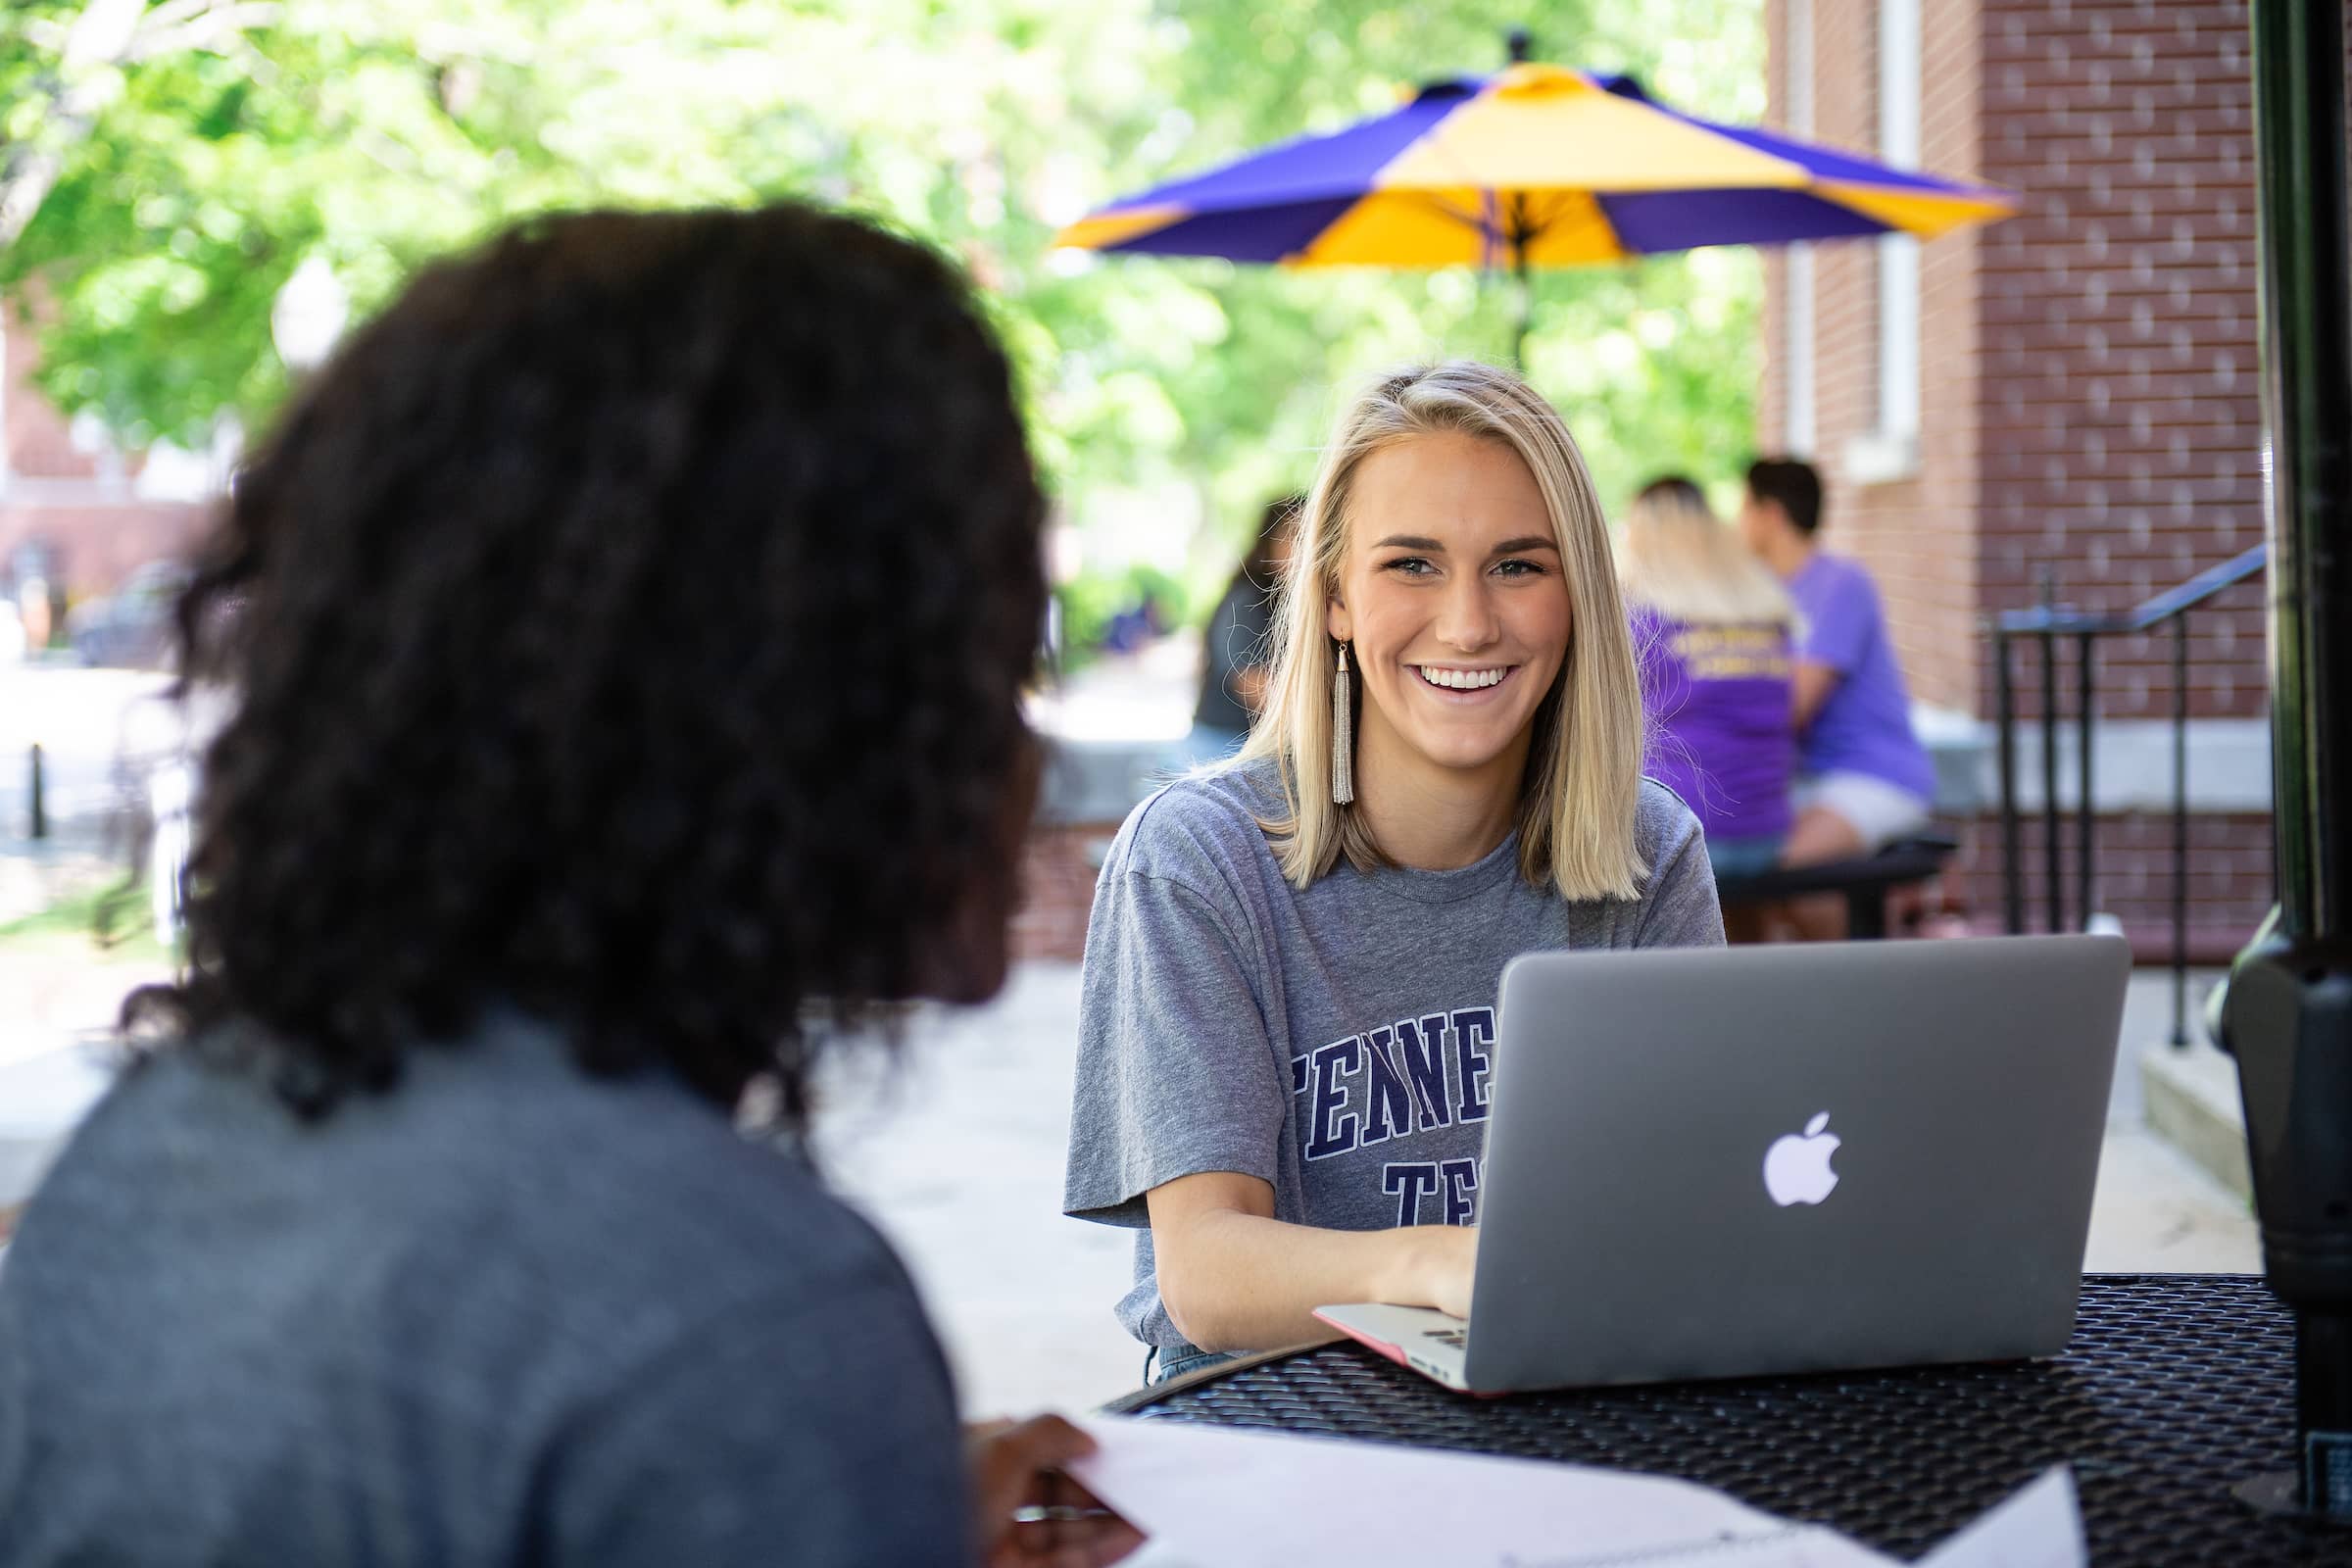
left=1, top=0, right=1766, bottom=599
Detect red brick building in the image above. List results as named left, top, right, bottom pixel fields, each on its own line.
left=1759, top=0, right=2287, bottom=957
left=0, top=306, right=213, bottom=618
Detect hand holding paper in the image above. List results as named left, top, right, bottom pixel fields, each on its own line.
left=967, top=1415, right=1146, bottom=1568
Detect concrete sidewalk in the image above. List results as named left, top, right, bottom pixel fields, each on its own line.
left=814, top=970, right=1142, bottom=1415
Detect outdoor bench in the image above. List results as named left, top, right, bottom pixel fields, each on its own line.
left=1712, top=832, right=1959, bottom=940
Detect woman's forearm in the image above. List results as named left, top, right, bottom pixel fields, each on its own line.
left=1154, top=1208, right=1473, bottom=1353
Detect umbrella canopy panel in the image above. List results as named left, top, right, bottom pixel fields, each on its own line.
left=1058, top=65, right=2014, bottom=269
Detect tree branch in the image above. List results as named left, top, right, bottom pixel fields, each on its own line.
left=0, top=0, right=279, bottom=250
left=124, top=2, right=282, bottom=64
left=62, top=0, right=151, bottom=70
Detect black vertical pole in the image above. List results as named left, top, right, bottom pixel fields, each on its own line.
left=2222, top=0, right=2352, bottom=1517
left=26, top=743, right=44, bottom=841
left=2174, top=616, right=2190, bottom=1047
left=1995, top=628, right=2023, bottom=934
left=2078, top=631, right=2096, bottom=927
left=2249, top=5, right=2352, bottom=940
left=2040, top=628, right=2064, bottom=933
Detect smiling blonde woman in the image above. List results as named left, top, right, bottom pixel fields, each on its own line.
left=1063, top=362, right=1725, bottom=1384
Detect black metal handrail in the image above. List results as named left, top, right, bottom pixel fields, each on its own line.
left=1988, top=542, right=2268, bottom=1046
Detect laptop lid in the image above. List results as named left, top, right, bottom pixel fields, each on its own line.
left=1464, top=935, right=2130, bottom=1394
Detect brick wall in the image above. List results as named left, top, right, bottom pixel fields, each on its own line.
left=1782, top=2, right=2273, bottom=723
left=1763, top=0, right=1991, bottom=716
left=1, top=307, right=209, bottom=602
left=5, top=306, right=109, bottom=486
left=0, top=502, right=207, bottom=600
left=1977, top=0, right=2266, bottom=725
left=1765, top=0, right=2284, bottom=952
left=1907, top=0, right=1992, bottom=717
left=1944, top=808, right=2273, bottom=961
left=1009, top=822, right=1112, bottom=963
left=1966, top=0, right=2272, bottom=943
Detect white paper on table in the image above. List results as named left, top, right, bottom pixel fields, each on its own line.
left=1917, top=1468, right=2085, bottom=1568
left=1068, top=1415, right=1894, bottom=1568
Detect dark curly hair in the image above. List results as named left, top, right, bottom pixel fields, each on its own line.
left=138, top=203, right=1047, bottom=1125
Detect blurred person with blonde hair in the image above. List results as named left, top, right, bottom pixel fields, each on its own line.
left=1619, top=475, right=1798, bottom=889
left=1065, top=363, right=1724, bottom=1384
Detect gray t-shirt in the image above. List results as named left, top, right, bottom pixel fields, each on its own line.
left=1063, top=758, right=1724, bottom=1352
left=0, top=1011, right=968, bottom=1566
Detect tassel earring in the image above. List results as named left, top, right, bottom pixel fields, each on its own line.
left=1331, top=643, right=1355, bottom=805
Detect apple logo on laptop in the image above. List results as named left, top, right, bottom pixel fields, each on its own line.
left=1763, top=1112, right=1841, bottom=1206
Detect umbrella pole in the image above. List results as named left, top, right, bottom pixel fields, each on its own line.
left=1510, top=244, right=1531, bottom=369
left=1496, top=204, right=1539, bottom=371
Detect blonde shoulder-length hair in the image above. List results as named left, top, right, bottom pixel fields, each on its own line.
left=1617, top=475, right=1795, bottom=628
left=1241, top=361, right=1649, bottom=902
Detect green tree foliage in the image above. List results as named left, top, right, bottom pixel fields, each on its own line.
left=0, top=0, right=1764, bottom=601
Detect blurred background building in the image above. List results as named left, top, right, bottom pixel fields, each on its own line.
left=1758, top=0, right=2301, bottom=959
left=0, top=308, right=212, bottom=617
left=3, top=0, right=2327, bottom=966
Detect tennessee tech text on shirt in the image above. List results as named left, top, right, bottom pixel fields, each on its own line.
left=1291, top=1005, right=1495, bottom=1226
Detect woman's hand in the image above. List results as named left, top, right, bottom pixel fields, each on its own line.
left=967, top=1414, right=1145, bottom=1568
left=1408, top=1223, right=1478, bottom=1320
left=1149, top=1172, right=1483, bottom=1350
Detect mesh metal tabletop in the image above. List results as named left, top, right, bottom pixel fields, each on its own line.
left=1108, top=1275, right=2352, bottom=1564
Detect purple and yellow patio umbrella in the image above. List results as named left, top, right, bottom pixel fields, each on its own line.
left=1054, top=63, right=2016, bottom=363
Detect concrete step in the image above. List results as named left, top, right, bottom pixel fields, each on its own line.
left=2138, top=1038, right=2252, bottom=1204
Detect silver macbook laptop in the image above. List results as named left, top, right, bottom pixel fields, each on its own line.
left=1315, top=935, right=2130, bottom=1395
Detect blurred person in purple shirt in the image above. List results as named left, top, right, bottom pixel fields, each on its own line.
left=1739, top=459, right=1936, bottom=882
left=1621, top=477, right=1797, bottom=916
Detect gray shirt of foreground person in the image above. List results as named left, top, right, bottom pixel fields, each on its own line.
left=1064, top=757, right=1724, bottom=1357
left=0, top=1011, right=968, bottom=1567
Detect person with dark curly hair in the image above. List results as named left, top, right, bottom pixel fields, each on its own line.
left=0, top=205, right=1139, bottom=1568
